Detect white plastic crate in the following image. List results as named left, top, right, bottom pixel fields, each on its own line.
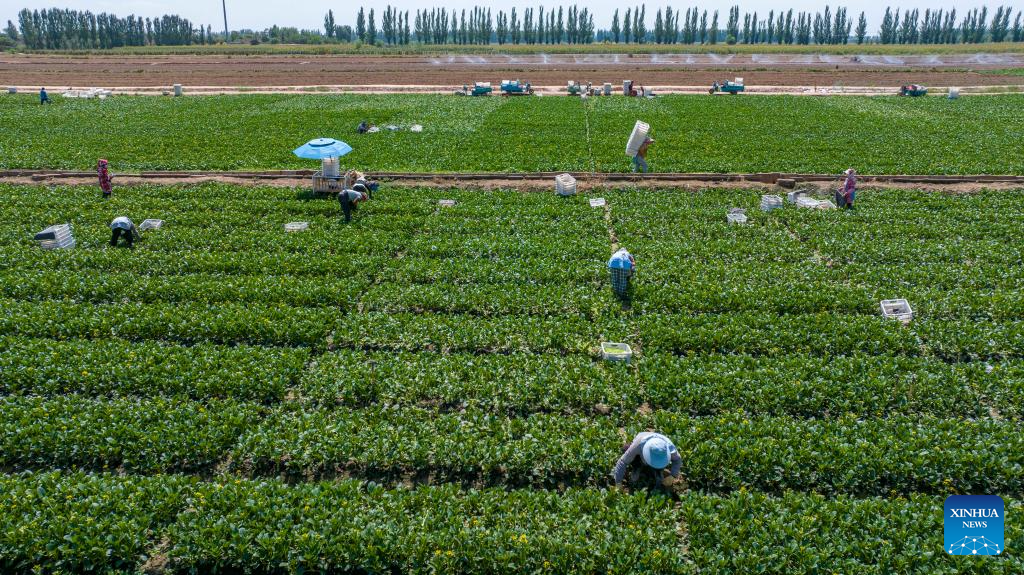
left=760, top=194, right=783, bottom=212
left=33, top=223, right=75, bottom=250
left=727, top=212, right=748, bottom=225
left=625, top=120, right=650, bottom=157
left=438, top=199, right=456, bottom=207
left=555, top=173, right=577, bottom=196
left=880, top=299, right=913, bottom=321
left=284, top=222, right=309, bottom=232
left=589, top=198, right=606, bottom=208
left=601, top=342, right=633, bottom=362
left=795, top=196, right=835, bottom=210
left=321, top=157, right=340, bottom=177
left=139, top=219, right=164, bottom=231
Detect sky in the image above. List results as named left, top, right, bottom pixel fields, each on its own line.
left=2, top=1, right=1002, bottom=35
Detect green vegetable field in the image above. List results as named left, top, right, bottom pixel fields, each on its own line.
left=0, top=182, right=1021, bottom=573
left=1, top=93, right=1023, bottom=174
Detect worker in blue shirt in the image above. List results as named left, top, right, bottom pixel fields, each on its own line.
left=607, top=248, right=635, bottom=300
left=39, top=87, right=50, bottom=105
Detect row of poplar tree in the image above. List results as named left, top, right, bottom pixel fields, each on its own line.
left=11, top=8, right=206, bottom=49
left=334, top=4, right=1024, bottom=45
left=325, top=6, right=596, bottom=45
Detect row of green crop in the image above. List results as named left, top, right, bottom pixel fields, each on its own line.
left=0, top=471, right=685, bottom=574
left=5, top=336, right=1020, bottom=420
left=2, top=298, right=1021, bottom=360
left=3, top=94, right=1023, bottom=173
left=3, top=397, right=1021, bottom=495
left=4, top=471, right=1020, bottom=575
left=0, top=336, right=307, bottom=401
left=299, top=350, right=1017, bottom=419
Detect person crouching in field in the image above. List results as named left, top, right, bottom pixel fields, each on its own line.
left=835, top=168, right=856, bottom=209
left=109, top=216, right=139, bottom=249
left=98, top=159, right=113, bottom=198
left=612, top=432, right=682, bottom=488
left=339, top=189, right=368, bottom=223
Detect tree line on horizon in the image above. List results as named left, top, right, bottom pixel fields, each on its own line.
left=3, top=4, right=1023, bottom=49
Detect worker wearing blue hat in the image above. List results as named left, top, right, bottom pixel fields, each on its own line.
left=612, top=432, right=682, bottom=488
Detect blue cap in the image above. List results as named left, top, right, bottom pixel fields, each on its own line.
left=642, top=437, right=671, bottom=470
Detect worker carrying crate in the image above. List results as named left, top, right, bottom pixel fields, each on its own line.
left=608, top=248, right=636, bottom=301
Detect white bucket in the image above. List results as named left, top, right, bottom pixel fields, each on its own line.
left=322, top=157, right=340, bottom=177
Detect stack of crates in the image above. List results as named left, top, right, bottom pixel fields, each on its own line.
left=34, top=224, right=75, bottom=250
left=555, top=173, right=577, bottom=196
left=760, top=194, right=783, bottom=212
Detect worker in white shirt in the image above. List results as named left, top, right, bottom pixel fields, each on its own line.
left=109, top=216, right=139, bottom=248
left=612, top=431, right=682, bottom=488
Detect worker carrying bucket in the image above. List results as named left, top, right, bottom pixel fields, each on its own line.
left=835, top=168, right=856, bottom=209
left=108, top=216, right=140, bottom=249
left=608, top=248, right=635, bottom=301
left=612, top=431, right=682, bottom=488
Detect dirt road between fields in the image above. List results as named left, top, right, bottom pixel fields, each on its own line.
left=2, top=53, right=1022, bottom=91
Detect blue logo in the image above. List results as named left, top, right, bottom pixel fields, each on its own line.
left=944, top=495, right=1004, bottom=556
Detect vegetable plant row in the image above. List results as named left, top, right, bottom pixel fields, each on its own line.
left=2, top=94, right=1023, bottom=174
left=4, top=397, right=1021, bottom=495
left=3, top=472, right=1021, bottom=574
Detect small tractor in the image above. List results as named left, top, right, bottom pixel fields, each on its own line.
left=500, top=79, right=534, bottom=96
left=455, top=82, right=493, bottom=96
left=710, top=78, right=745, bottom=95
left=898, top=84, right=928, bottom=97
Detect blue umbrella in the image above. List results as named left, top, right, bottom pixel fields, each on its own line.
left=293, top=138, right=352, bottom=159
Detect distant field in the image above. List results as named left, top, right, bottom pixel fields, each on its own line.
left=20, top=41, right=1024, bottom=56
left=2, top=93, right=1022, bottom=174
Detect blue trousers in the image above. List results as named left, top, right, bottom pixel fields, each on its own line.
left=632, top=154, right=648, bottom=173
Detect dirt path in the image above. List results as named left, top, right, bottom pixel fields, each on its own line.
left=4, top=171, right=1021, bottom=193
left=2, top=52, right=1022, bottom=89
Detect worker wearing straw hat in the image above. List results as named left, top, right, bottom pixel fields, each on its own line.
left=613, top=431, right=682, bottom=488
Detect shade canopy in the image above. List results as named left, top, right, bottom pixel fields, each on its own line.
left=293, top=138, right=352, bottom=159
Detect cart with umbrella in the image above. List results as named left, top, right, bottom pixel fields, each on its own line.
left=293, top=138, right=353, bottom=195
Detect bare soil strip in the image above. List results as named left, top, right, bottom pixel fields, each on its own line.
left=2, top=52, right=1023, bottom=90
left=4, top=170, right=1021, bottom=193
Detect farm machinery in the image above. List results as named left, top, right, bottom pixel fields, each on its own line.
left=455, top=82, right=493, bottom=96
left=567, top=81, right=584, bottom=96
left=898, top=84, right=928, bottom=97
left=500, top=79, right=534, bottom=96
left=568, top=81, right=612, bottom=96
left=710, top=78, right=745, bottom=95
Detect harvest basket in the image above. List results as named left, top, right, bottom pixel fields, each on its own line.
left=555, top=174, right=577, bottom=196
left=33, top=223, right=74, bottom=250
left=284, top=222, right=309, bottom=232
left=139, top=219, right=164, bottom=231
left=880, top=299, right=913, bottom=321
left=439, top=199, right=456, bottom=208
left=601, top=342, right=633, bottom=362
left=589, top=198, right=606, bottom=208
left=760, top=194, right=783, bottom=212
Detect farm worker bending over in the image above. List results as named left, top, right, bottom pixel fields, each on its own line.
left=613, top=432, right=682, bottom=487
left=109, top=216, right=139, bottom=249
left=632, top=136, right=653, bottom=173
left=352, top=176, right=379, bottom=199
left=357, top=121, right=375, bottom=134
left=97, top=159, right=113, bottom=198
left=608, top=248, right=635, bottom=300
left=339, top=189, right=368, bottom=223
left=39, top=87, right=50, bottom=105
